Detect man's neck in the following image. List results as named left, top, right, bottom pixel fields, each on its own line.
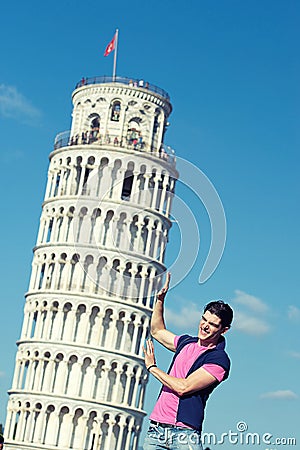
left=198, top=338, right=217, bottom=348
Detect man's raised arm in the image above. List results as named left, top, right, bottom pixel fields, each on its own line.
left=150, top=272, right=176, bottom=352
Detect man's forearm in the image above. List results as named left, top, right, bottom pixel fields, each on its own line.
left=148, top=365, right=217, bottom=397
left=150, top=299, right=166, bottom=337
left=148, top=365, right=187, bottom=396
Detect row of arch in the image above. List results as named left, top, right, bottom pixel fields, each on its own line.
left=70, top=114, right=146, bottom=143
left=5, top=398, right=141, bottom=450
left=29, top=251, right=163, bottom=307
left=74, top=95, right=166, bottom=118
left=72, top=91, right=167, bottom=153
left=45, top=154, right=176, bottom=217
left=21, top=298, right=150, bottom=356
left=37, top=204, right=170, bottom=262
left=12, top=348, right=147, bottom=410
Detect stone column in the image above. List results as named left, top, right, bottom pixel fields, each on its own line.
left=33, top=358, right=44, bottom=392
left=131, top=366, right=143, bottom=408
left=63, top=307, right=77, bottom=342
left=17, top=359, right=26, bottom=389
left=14, top=407, right=24, bottom=441
left=120, top=317, right=130, bottom=352
left=138, top=317, right=150, bottom=356
left=42, top=357, right=55, bottom=393
left=130, top=317, right=141, bottom=354
left=138, top=375, right=148, bottom=409
left=124, top=418, right=134, bottom=450
left=20, top=307, right=30, bottom=339
left=44, top=171, right=54, bottom=199
left=115, top=416, right=126, bottom=450
left=103, top=418, right=115, bottom=450
left=11, top=358, right=21, bottom=390
left=33, top=407, right=45, bottom=444
left=111, top=367, right=123, bottom=404
left=123, top=367, right=134, bottom=405
left=55, top=359, right=68, bottom=394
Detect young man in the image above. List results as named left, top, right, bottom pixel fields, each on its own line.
left=0, top=434, right=4, bottom=450
left=143, top=273, right=233, bottom=450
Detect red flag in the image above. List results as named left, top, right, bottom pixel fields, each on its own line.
left=104, top=34, right=116, bottom=56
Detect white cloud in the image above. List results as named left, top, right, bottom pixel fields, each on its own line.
left=260, top=390, right=298, bottom=400
left=165, top=290, right=271, bottom=336
left=287, top=305, right=300, bottom=322
left=0, top=83, right=41, bottom=123
left=0, top=149, right=24, bottom=164
left=288, top=351, right=300, bottom=359
left=233, top=311, right=270, bottom=336
left=231, top=289, right=271, bottom=336
left=233, top=289, right=268, bottom=313
left=165, top=302, right=201, bottom=330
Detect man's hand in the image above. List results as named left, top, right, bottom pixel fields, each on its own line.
left=143, top=339, right=156, bottom=369
left=157, top=272, right=171, bottom=302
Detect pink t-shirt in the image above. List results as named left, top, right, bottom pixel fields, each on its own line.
left=150, top=335, right=225, bottom=428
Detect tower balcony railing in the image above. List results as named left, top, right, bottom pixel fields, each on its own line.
left=75, top=76, right=170, bottom=101
left=53, top=130, right=176, bottom=165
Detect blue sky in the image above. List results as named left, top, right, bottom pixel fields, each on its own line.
left=0, top=0, right=299, bottom=448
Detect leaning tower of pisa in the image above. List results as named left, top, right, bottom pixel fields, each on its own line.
left=4, top=76, right=178, bottom=450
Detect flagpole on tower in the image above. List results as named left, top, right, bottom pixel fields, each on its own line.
left=112, top=29, right=119, bottom=81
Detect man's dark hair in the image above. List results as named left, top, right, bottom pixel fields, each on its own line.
left=0, top=434, right=4, bottom=444
left=204, top=300, right=233, bottom=328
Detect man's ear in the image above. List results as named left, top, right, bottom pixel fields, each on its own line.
left=221, top=326, right=230, bottom=335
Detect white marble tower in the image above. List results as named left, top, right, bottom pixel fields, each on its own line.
left=4, top=76, right=178, bottom=450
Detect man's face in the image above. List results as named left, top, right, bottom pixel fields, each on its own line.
left=198, top=310, right=229, bottom=345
